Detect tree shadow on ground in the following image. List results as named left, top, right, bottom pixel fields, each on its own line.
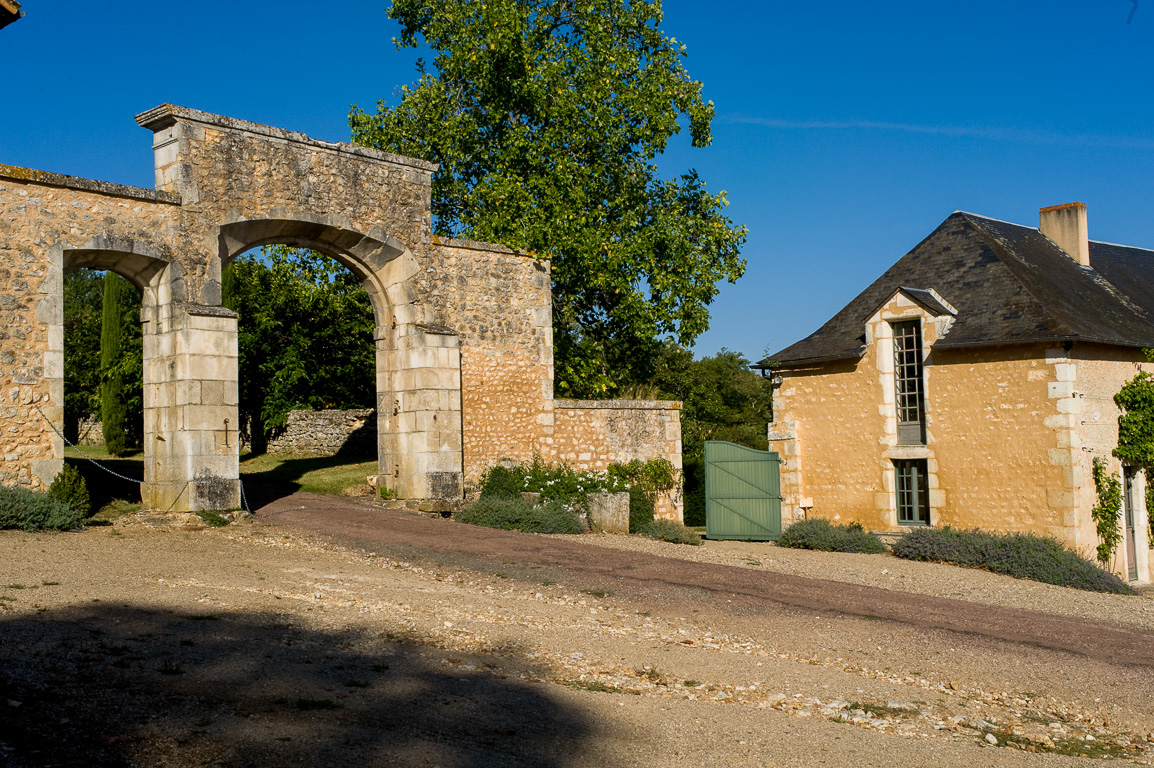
left=0, top=604, right=591, bottom=767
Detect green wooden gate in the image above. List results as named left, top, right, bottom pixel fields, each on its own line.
left=704, top=441, right=782, bottom=541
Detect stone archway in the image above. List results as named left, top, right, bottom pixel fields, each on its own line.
left=2, top=105, right=682, bottom=519
left=50, top=236, right=219, bottom=511
left=215, top=214, right=464, bottom=501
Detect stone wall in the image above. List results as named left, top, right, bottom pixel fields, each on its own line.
left=552, top=400, right=683, bottom=521
left=431, top=237, right=553, bottom=488
left=0, top=104, right=682, bottom=513
left=74, top=416, right=104, bottom=446
left=265, top=409, right=376, bottom=456
left=0, top=164, right=180, bottom=492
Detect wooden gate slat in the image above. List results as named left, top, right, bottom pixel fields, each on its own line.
left=705, top=441, right=781, bottom=541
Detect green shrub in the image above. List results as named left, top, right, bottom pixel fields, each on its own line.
left=892, top=526, right=1132, bottom=594
left=681, top=456, right=705, bottom=526
left=478, top=456, right=626, bottom=506
left=642, top=518, right=702, bottom=545
left=48, top=464, right=90, bottom=517
left=0, top=485, right=84, bottom=531
left=478, top=465, right=524, bottom=499
left=456, top=497, right=584, bottom=534
left=628, top=486, right=655, bottom=533
left=778, top=518, right=886, bottom=554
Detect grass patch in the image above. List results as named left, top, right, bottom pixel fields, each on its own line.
left=892, top=527, right=1133, bottom=594
left=581, top=589, right=611, bottom=599
left=90, top=498, right=141, bottom=522
left=849, top=701, right=910, bottom=718
left=778, top=519, right=886, bottom=554
left=196, top=510, right=230, bottom=527
left=641, top=518, right=703, bottom=545
left=240, top=452, right=378, bottom=496
left=455, top=497, right=584, bottom=534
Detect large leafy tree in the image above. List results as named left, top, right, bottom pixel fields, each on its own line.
left=350, top=0, right=747, bottom=396
left=223, top=248, right=376, bottom=451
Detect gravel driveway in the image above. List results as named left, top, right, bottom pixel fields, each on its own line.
left=2, top=491, right=1152, bottom=767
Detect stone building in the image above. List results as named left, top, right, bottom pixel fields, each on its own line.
left=0, top=105, right=682, bottom=519
left=757, top=203, right=1154, bottom=583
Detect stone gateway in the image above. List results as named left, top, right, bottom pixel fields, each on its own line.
left=0, top=105, right=682, bottom=517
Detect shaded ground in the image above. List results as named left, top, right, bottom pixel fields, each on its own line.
left=2, top=490, right=1153, bottom=766
left=0, top=605, right=585, bottom=768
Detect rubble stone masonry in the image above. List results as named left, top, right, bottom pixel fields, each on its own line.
left=0, top=105, right=683, bottom=512
left=553, top=399, right=684, bottom=521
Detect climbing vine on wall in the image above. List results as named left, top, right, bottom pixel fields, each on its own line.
left=1113, top=349, right=1154, bottom=542
left=1091, top=457, right=1123, bottom=566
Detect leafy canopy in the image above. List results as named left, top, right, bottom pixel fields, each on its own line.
left=223, top=247, right=376, bottom=449
left=350, top=0, right=747, bottom=396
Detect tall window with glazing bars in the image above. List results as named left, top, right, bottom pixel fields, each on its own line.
left=892, top=320, right=925, bottom=445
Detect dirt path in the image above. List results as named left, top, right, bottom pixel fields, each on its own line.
left=258, top=493, right=1154, bottom=668
left=1, top=492, right=1152, bottom=767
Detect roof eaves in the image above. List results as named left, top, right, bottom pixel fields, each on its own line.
left=934, top=335, right=1154, bottom=352
left=753, top=346, right=867, bottom=370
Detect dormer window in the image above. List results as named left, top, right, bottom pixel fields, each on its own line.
left=892, top=319, right=925, bottom=445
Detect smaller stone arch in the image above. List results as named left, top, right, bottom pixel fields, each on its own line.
left=213, top=214, right=464, bottom=503
left=41, top=236, right=187, bottom=505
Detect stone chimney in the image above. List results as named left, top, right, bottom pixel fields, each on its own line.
left=1040, top=202, right=1090, bottom=267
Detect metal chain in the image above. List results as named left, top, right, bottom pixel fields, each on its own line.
left=28, top=398, right=252, bottom=516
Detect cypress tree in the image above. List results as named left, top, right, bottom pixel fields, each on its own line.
left=100, top=271, right=127, bottom=455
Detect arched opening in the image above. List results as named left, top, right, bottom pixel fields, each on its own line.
left=218, top=219, right=400, bottom=502
left=58, top=244, right=172, bottom=514
left=215, top=216, right=464, bottom=503
left=224, top=245, right=377, bottom=466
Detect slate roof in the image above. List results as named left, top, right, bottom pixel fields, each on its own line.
left=757, top=211, right=1154, bottom=369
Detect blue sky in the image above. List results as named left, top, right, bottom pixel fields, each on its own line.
left=2, top=0, right=1152, bottom=362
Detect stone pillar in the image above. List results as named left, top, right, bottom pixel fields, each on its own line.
left=141, top=299, right=240, bottom=511
left=377, top=323, right=463, bottom=503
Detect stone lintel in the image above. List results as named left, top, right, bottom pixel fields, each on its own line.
left=134, top=104, right=439, bottom=174
left=0, top=163, right=181, bottom=205
left=177, top=302, right=239, bottom=319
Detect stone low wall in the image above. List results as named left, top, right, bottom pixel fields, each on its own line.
left=68, top=416, right=105, bottom=446
left=551, top=399, right=683, bottom=522
left=265, top=409, right=377, bottom=456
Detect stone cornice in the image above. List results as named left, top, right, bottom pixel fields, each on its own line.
left=0, top=164, right=181, bottom=205
left=135, top=104, right=439, bottom=174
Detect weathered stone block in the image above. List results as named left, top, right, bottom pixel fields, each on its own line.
left=587, top=492, right=630, bottom=533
